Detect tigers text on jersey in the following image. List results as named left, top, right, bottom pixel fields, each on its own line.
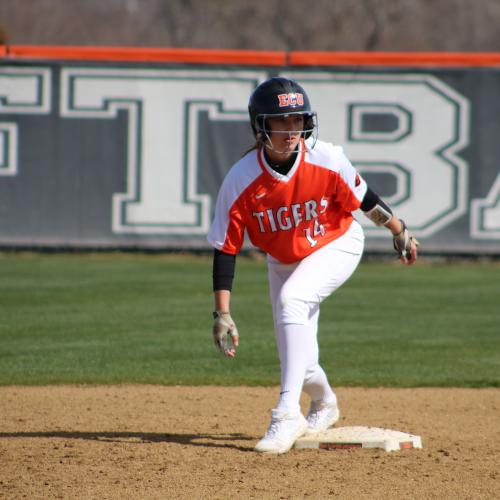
left=207, top=139, right=368, bottom=264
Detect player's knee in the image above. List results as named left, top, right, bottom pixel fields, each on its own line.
left=304, top=363, right=321, bottom=382
left=278, top=288, right=310, bottom=325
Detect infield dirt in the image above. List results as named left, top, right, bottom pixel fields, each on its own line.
left=1, top=386, right=499, bottom=499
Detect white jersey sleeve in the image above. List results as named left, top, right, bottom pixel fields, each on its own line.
left=207, top=150, right=262, bottom=253
left=306, top=140, right=368, bottom=207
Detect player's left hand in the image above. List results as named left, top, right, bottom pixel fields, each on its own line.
left=393, top=220, right=419, bottom=265
left=212, top=311, right=239, bottom=357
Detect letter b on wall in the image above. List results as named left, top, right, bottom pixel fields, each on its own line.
left=286, top=73, right=469, bottom=237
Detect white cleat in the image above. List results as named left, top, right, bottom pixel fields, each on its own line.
left=254, top=409, right=308, bottom=454
left=305, top=400, right=340, bottom=435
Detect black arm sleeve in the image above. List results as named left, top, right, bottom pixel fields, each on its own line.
left=213, top=249, right=236, bottom=291
left=360, top=186, right=379, bottom=212
left=360, top=186, right=392, bottom=214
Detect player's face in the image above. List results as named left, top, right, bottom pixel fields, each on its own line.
left=266, top=114, right=304, bottom=156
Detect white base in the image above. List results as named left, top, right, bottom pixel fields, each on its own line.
left=294, top=426, right=422, bottom=452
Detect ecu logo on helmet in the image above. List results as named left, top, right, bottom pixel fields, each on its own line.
left=277, top=93, right=304, bottom=108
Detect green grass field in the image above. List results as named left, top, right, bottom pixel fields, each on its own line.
left=0, top=252, right=498, bottom=387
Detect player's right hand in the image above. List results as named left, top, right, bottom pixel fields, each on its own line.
left=212, top=311, right=239, bottom=357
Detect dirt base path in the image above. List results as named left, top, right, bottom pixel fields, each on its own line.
left=1, top=386, right=499, bottom=499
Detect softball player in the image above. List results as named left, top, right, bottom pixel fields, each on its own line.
left=207, top=77, right=419, bottom=454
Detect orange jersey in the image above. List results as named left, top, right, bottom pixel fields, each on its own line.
left=207, top=139, right=367, bottom=264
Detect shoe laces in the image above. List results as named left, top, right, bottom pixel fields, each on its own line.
left=307, top=403, right=332, bottom=425
left=307, top=408, right=322, bottom=426
left=265, top=418, right=283, bottom=438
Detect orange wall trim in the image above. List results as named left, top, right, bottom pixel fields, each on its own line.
left=289, top=51, right=500, bottom=67
left=2, top=45, right=500, bottom=67
left=2, top=45, right=286, bottom=65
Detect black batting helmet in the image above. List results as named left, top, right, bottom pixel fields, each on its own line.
left=248, top=77, right=317, bottom=144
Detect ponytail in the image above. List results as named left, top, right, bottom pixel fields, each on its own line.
left=241, top=142, right=260, bottom=158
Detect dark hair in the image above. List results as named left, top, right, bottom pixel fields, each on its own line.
left=241, top=142, right=259, bottom=158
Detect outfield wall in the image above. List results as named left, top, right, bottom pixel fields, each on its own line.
left=1, top=47, right=500, bottom=254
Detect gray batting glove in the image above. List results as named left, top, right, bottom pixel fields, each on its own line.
left=212, top=311, right=239, bottom=357
left=393, top=220, right=419, bottom=264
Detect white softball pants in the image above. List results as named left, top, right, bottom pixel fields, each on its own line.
left=267, top=220, right=364, bottom=413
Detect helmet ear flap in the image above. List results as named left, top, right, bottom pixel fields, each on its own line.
left=254, top=115, right=268, bottom=142
left=303, top=115, right=314, bottom=139
left=256, top=115, right=264, bottom=131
